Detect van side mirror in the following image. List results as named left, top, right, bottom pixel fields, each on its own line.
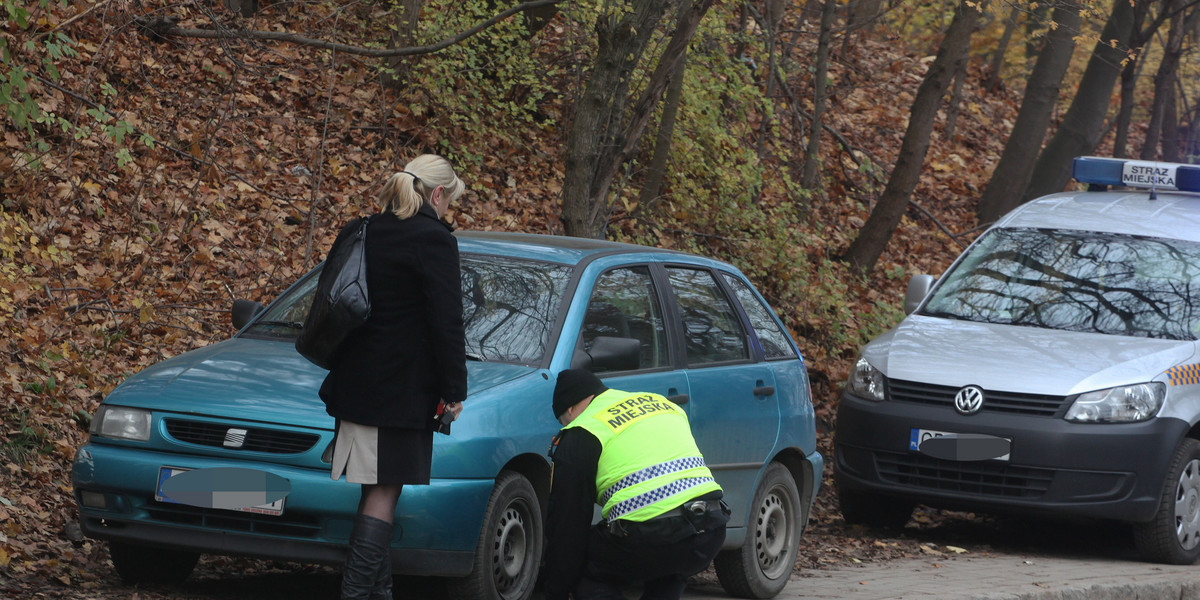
left=904, top=275, right=935, bottom=315
left=570, top=336, right=641, bottom=373
left=232, top=299, right=265, bottom=330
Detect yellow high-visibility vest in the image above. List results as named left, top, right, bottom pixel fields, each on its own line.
left=564, top=388, right=721, bottom=522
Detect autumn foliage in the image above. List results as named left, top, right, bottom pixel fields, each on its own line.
left=0, top=0, right=1158, bottom=595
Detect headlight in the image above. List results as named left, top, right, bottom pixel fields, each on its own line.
left=1064, top=383, right=1165, bottom=423
left=90, top=406, right=152, bottom=441
left=848, top=357, right=886, bottom=401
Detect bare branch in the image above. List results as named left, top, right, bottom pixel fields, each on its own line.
left=134, top=0, right=561, bottom=56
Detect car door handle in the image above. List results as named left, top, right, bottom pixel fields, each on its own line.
left=668, top=394, right=690, bottom=405
left=753, top=386, right=775, bottom=397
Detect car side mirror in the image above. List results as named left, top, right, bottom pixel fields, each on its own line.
left=904, top=275, right=935, bottom=315
left=232, top=299, right=265, bottom=330
left=571, top=336, right=640, bottom=373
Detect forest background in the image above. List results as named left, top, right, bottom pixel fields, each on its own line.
left=2, top=0, right=1199, bottom=596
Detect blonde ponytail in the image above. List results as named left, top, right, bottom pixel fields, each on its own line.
left=377, top=155, right=465, bottom=220
left=378, top=171, right=425, bottom=219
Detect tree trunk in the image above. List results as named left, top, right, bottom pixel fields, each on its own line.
left=382, top=0, right=423, bottom=89
left=843, top=0, right=883, bottom=53
left=1022, top=0, right=1139, bottom=203
left=942, top=57, right=969, bottom=141
left=842, top=0, right=984, bottom=273
left=975, top=0, right=1081, bottom=224
left=800, top=0, right=837, bottom=191
left=637, top=53, right=688, bottom=211
left=756, top=0, right=785, bottom=162
left=561, top=0, right=714, bottom=238
left=983, top=5, right=1020, bottom=93
left=1142, top=2, right=1191, bottom=160
left=1161, top=79, right=1181, bottom=161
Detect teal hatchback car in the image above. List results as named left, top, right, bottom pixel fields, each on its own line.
left=73, top=232, right=822, bottom=600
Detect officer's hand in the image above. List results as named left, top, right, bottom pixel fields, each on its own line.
left=444, top=401, right=463, bottom=421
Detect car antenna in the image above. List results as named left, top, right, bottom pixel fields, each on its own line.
left=1149, top=161, right=1159, bottom=201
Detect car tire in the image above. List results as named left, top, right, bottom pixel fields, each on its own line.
left=837, top=487, right=914, bottom=529
left=714, top=462, right=802, bottom=599
left=1134, top=438, right=1200, bottom=565
left=108, top=541, right=199, bottom=585
left=446, top=471, right=543, bottom=600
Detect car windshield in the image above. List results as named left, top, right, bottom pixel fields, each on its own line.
left=920, top=227, right=1200, bottom=341
left=243, top=254, right=573, bottom=364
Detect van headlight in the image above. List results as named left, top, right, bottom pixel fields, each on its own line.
left=1064, top=383, right=1165, bottom=423
left=90, top=406, right=152, bottom=441
left=848, top=357, right=886, bottom=401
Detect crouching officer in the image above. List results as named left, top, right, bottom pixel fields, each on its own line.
left=544, top=369, right=731, bottom=600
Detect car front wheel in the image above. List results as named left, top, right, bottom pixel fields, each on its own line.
left=714, top=462, right=803, bottom=599
left=1134, top=438, right=1200, bottom=564
left=446, top=470, right=543, bottom=600
left=108, top=541, right=199, bottom=585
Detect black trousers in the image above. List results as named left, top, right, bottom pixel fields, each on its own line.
left=575, top=519, right=727, bottom=600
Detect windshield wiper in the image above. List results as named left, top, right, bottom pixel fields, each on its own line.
left=466, top=352, right=486, bottom=362
left=255, top=320, right=304, bottom=329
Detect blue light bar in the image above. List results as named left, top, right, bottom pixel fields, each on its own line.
left=1072, top=156, right=1200, bottom=193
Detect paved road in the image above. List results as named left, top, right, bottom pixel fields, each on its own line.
left=683, top=553, right=1200, bottom=600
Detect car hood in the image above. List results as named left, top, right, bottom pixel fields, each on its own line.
left=865, top=315, right=1196, bottom=395
left=104, top=338, right=537, bottom=429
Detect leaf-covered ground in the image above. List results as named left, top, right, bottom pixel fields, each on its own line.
left=1, top=2, right=1140, bottom=597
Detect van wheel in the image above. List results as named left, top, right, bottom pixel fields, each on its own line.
left=838, top=487, right=914, bottom=529
left=108, top=541, right=199, bottom=585
left=714, top=463, right=802, bottom=599
left=1134, top=438, right=1200, bottom=564
left=446, top=471, right=543, bottom=600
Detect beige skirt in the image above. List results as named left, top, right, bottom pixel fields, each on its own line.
left=330, top=419, right=434, bottom=485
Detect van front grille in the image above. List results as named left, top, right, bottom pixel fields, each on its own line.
left=874, top=450, right=1054, bottom=498
left=887, top=379, right=1068, bottom=417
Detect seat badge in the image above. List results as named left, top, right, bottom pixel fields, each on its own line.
left=224, top=428, right=248, bottom=448
left=954, top=386, right=984, bottom=415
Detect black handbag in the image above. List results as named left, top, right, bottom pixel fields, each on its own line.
left=295, top=216, right=372, bottom=369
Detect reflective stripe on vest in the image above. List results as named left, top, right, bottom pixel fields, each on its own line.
left=606, top=476, right=717, bottom=521
left=599, top=456, right=708, bottom=505
left=564, top=388, right=722, bottom=522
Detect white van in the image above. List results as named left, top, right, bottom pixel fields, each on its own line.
left=835, top=157, right=1200, bottom=564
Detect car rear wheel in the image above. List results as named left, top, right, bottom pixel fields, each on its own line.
left=837, top=487, right=914, bottom=529
left=1134, top=438, right=1200, bottom=564
left=108, top=541, right=199, bottom=585
left=714, top=462, right=802, bottom=599
left=446, top=471, right=543, bottom=600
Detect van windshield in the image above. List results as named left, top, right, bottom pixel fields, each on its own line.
left=920, top=228, right=1200, bottom=340
left=243, top=254, right=573, bottom=364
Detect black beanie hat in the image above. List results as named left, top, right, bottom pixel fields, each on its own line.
left=553, top=369, right=608, bottom=419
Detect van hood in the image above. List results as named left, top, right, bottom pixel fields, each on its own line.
left=104, top=338, right=537, bottom=429
left=865, top=315, right=1196, bottom=395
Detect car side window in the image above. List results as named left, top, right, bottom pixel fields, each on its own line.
left=580, top=266, right=670, bottom=370
left=723, top=273, right=797, bottom=360
left=666, top=267, right=749, bottom=365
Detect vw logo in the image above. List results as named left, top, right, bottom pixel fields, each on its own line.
left=954, top=386, right=985, bottom=415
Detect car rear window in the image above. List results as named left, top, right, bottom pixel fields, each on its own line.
left=920, top=227, right=1200, bottom=340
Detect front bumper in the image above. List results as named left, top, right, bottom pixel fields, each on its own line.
left=72, top=442, right=494, bottom=576
left=833, top=391, right=1188, bottom=522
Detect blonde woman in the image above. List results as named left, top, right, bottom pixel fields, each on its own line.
left=319, top=154, right=467, bottom=600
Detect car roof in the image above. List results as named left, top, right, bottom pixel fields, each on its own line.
left=995, top=189, right=1200, bottom=243
left=454, top=230, right=693, bottom=266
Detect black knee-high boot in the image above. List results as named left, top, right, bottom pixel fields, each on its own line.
left=342, top=514, right=393, bottom=600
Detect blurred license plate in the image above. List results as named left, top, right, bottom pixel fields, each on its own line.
left=910, top=429, right=1010, bottom=462
left=155, top=467, right=286, bottom=516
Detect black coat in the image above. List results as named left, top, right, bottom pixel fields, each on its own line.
left=319, top=203, right=467, bottom=429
